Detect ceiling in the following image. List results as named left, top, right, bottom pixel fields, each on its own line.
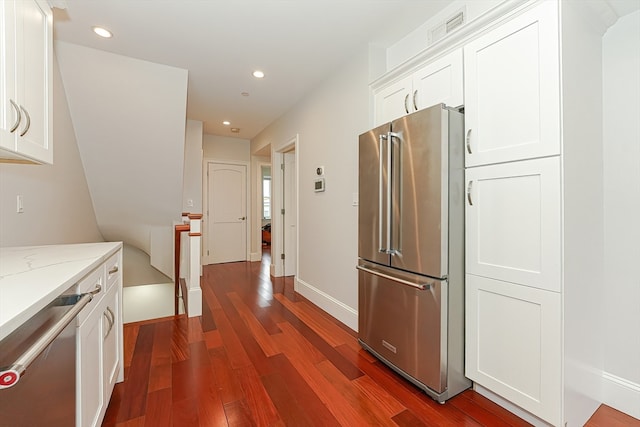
left=52, top=0, right=453, bottom=139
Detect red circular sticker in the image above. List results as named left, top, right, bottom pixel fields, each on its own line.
left=0, top=370, right=19, bottom=389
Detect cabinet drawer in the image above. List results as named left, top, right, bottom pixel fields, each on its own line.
left=76, top=266, right=105, bottom=325
left=105, top=252, right=121, bottom=290
left=465, top=274, right=561, bottom=425
left=465, top=157, right=561, bottom=292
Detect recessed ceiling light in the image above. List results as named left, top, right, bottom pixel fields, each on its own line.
left=252, top=70, right=265, bottom=79
left=92, top=26, right=113, bottom=38
left=222, top=121, right=230, bottom=126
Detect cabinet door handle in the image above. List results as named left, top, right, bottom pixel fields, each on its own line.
left=88, top=284, right=102, bottom=296
left=104, top=307, right=115, bottom=339
left=404, top=94, right=409, bottom=114
left=466, top=129, right=472, bottom=154
left=413, top=90, right=418, bottom=111
left=108, top=265, right=119, bottom=275
left=9, top=100, right=21, bottom=133
left=467, top=181, right=473, bottom=206
left=18, top=106, right=30, bottom=137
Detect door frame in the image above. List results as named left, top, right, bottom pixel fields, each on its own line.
left=271, top=135, right=298, bottom=277
left=202, top=158, right=250, bottom=265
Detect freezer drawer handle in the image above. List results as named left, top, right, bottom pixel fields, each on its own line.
left=356, top=265, right=430, bottom=291
left=0, top=292, right=94, bottom=390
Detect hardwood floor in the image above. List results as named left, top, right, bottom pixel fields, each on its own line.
left=103, top=252, right=639, bottom=426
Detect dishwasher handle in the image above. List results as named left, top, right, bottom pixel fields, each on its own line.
left=0, top=292, right=94, bottom=390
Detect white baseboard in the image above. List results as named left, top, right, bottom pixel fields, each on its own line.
left=187, top=287, right=202, bottom=317
left=603, top=371, right=640, bottom=420
left=295, top=277, right=358, bottom=331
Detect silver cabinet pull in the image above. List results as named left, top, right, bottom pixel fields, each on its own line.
left=103, top=306, right=115, bottom=339
left=404, top=93, right=409, bottom=114
left=466, top=129, right=472, bottom=154
left=108, top=265, right=119, bottom=275
left=467, top=181, right=473, bottom=206
left=9, top=100, right=21, bottom=133
left=18, top=106, right=30, bottom=137
left=88, top=284, right=102, bottom=296
left=0, top=293, right=93, bottom=389
left=413, top=90, right=418, bottom=111
left=356, top=265, right=430, bottom=290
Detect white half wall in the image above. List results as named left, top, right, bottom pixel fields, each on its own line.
left=602, top=9, right=640, bottom=419
left=0, top=55, right=102, bottom=247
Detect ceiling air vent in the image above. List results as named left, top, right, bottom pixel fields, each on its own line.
left=427, top=7, right=466, bottom=45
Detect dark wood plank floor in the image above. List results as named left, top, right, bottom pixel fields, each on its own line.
left=103, top=251, right=639, bottom=426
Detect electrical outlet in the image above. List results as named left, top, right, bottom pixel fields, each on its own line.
left=17, top=195, right=24, bottom=213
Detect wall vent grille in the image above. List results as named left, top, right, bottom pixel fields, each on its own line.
left=427, top=7, right=466, bottom=45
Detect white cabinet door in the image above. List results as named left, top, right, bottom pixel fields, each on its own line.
left=412, top=49, right=463, bottom=111
left=464, top=1, right=560, bottom=167
left=78, top=303, right=104, bottom=427
left=102, top=283, right=121, bottom=400
left=465, top=157, right=561, bottom=292
left=0, top=0, right=51, bottom=164
left=14, top=0, right=52, bottom=163
left=0, top=0, right=18, bottom=154
left=465, top=274, right=561, bottom=425
left=373, top=75, right=412, bottom=126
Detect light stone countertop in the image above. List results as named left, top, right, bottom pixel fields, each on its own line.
left=0, top=242, right=122, bottom=341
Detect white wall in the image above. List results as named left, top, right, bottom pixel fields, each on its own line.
left=0, top=55, right=102, bottom=247
left=251, top=49, right=370, bottom=330
left=602, top=9, right=640, bottom=418
left=183, top=120, right=203, bottom=213
left=203, top=134, right=250, bottom=161
left=385, top=0, right=502, bottom=72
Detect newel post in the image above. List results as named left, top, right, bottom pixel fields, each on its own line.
left=187, top=214, right=203, bottom=317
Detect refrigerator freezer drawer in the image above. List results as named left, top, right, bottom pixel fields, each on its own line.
left=358, top=263, right=447, bottom=394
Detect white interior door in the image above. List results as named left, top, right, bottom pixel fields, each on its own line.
left=283, top=152, right=296, bottom=276
left=206, top=162, right=247, bottom=264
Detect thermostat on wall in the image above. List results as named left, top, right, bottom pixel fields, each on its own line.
left=314, top=178, right=325, bottom=192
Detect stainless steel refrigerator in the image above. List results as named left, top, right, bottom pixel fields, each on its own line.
left=357, top=103, right=470, bottom=402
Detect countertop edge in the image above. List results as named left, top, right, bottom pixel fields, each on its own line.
left=0, top=242, right=122, bottom=341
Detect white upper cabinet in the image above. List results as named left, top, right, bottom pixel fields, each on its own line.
left=373, top=75, right=412, bottom=126
left=464, top=1, right=560, bottom=167
left=465, top=156, right=561, bottom=292
left=0, top=0, right=52, bottom=164
left=373, top=49, right=463, bottom=126
left=412, top=49, right=463, bottom=112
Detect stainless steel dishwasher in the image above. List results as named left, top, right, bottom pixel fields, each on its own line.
left=0, top=285, right=96, bottom=427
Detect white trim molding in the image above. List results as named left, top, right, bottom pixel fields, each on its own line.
left=295, top=277, right=358, bottom=331
left=603, top=371, right=640, bottom=420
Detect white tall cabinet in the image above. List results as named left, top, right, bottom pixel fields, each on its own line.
left=0, top=0, right=52, bottom=164
left=371, top=1, right=607, bottom=425
left=463, top=1, right=605, bottom=426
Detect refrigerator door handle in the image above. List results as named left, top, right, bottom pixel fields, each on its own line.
left=386, top=132, right=395, bottom=255
left=356, top=265, right=430, bottom=290
left=378, top=133, right=387, bottom=254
